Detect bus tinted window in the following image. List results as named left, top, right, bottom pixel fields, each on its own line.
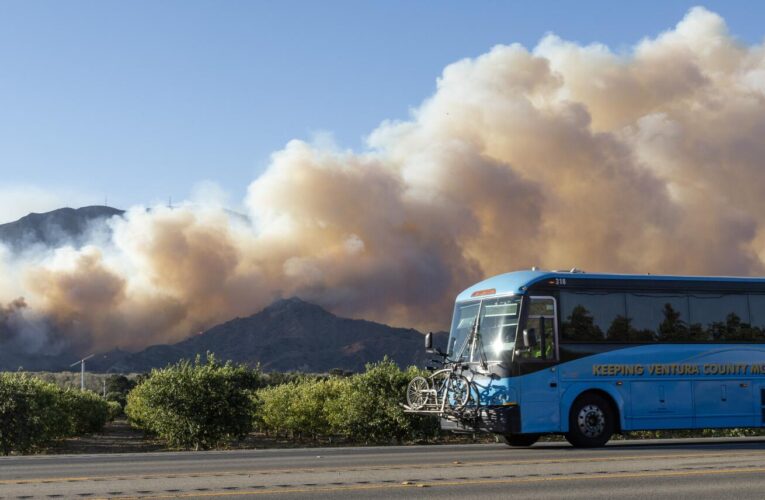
left=688, top=294, right=750, bottom=341
left=625, top=293, right=689, bottom=342
left=748, top=295, right=765, bottom=329
left=689, top=294, right=750, bottom=326
left=557, top=287, right=765, bottom=343
left=560, top=291, right=625, bottom=341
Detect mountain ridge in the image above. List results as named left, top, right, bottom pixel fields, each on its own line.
left=89, top=297, right=446, bottom=373
left=0, top=205, right=124, bottom=252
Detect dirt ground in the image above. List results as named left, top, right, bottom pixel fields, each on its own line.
left=48, top=419, right=167, bottom=454
left=47, top=419, right=498, bottom=454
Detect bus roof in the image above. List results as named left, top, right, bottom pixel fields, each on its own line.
left=455, top=270, right=765, bottom=302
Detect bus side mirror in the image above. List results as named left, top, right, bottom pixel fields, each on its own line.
left=426, top=332, right=447, bottom=357
left=523, top=328, right=538, bottom=348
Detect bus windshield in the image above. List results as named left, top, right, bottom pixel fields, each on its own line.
left=448, top=296, right=522, bottom=362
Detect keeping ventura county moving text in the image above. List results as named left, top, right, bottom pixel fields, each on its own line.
left=592, top=363, right=764, bottom=376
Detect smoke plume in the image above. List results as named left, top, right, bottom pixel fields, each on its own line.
left=4, top=7, right=765, bottom=353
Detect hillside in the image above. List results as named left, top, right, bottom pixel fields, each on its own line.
left=0, top=205, right=124, bottom=252
left=92, top=298, right=446, bottom=373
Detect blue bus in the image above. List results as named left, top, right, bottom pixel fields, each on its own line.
left=416, top=269, right=765, bottom=447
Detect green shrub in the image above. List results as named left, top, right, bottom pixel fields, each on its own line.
left=59, top=389, right=110, bottom=435
left=254, top=359, right=438, bottom=443
left=256, top=377, right=347, bottom=438
left=255, top=382, right=293, bottom=436
left=104, top=375, right=137, bottom=408
left=106, top=400, right=122, bottom=421
left=326, top=359, right=438, bottom=443
left=105, top=392, right=126, bottom=413
left=258, top=371, right=309, bottom=388
left=0, top=374, right=68, bottom=454
left=125, top=354, right=260, bottom=450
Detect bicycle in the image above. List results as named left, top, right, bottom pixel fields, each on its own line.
left=405, top=362, right=472, bottom=413
left=405, top=314, right=487, bottom=416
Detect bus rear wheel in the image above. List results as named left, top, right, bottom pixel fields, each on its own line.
left=565, top=393, right=614, bottom=448
left=503, top=433, right=540, bottom=447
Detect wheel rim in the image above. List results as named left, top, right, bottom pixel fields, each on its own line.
left=407, top=377, right=429, bottom=409
left=449, top=376, right=470, bottom=410
left=577, top=404, right=605, bottom=438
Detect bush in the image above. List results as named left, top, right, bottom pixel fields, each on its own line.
left=106, top=400, right=123, bottom=421
left=254, top=359, right=439, bottom=444
left=0, top=373, right=110, bottom=454
left=326, top=359, right=438, bottom=443
left=0, top=374, right=66, bottom=454
left=258, top=371, right=309, bottom=388
left=255, top=382, right=293, bottom=436
left=104, top=375, right=137, bottom=409
left=59, top=389, right=110, bottom=435
left=125, top=354, right=260, bottom=450
left=257, top=377, right=347, bottom=439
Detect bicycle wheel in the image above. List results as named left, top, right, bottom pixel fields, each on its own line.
left=406, top=376, right=430, bottom=410
left=448, top=375, right=471, bottom=411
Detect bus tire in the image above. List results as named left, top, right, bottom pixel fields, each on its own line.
left=565, top=393, right=614, bottom=448
left=503, top=433, right=540, bottom=447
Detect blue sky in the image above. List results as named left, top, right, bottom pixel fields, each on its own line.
left=0, top=0, right=763, bottom=220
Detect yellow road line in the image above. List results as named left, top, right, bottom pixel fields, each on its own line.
left=5, top=449, right=765, bottom=486
left=98, top=466, right=765, bottom=499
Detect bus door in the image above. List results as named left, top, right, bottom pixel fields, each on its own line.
left=518, top=296, right=560, bottom=432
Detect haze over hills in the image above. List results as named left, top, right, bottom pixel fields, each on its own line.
left=0, top=207, right=446, bottom=373
left=0, top=206, right=124, bottom=253
left=0, top=296, right=446, bottom=373
left=89, top=297, right=447, bottom=373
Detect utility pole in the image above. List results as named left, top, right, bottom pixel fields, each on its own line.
left=70, top=354, right=94, bottom=391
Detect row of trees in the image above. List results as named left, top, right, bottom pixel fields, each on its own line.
left=0, top=373, right=115, bottom=454
left=0, top=356, right=437, bottom=454
left=125, top=355, right=438, bottom=450
left=6, top=355, right=764, bottom=455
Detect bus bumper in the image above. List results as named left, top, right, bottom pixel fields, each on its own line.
left=439, top=405, right=521, bottom=435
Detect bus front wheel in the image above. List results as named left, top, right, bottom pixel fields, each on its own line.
left=503, top=433, right=540, bottom=447
left=565, top=393, right=614, bottom=448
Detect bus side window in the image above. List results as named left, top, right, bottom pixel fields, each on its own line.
left=527, top=297, right=556, bottom=360
left=689, top=294, right=750, bottom=341
left=625, top=293, right=687, bottom=342
left=560, top=291, right=625, bottom=341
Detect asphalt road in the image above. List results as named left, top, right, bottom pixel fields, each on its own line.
left=3, top=437, right=765, bottom=499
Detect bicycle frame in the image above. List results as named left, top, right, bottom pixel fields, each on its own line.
left=404, top=362, right=479, bottom=416
left=420, top=367, right=456, bottom=414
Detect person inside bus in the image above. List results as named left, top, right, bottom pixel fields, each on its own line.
left=522, top=318, right=554, bottom=360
